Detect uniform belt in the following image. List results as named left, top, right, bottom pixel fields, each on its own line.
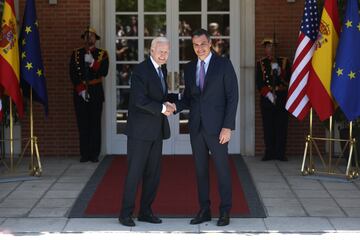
left=84, top=78, right=103, bottom=86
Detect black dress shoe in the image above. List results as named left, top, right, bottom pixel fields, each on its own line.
left=261, top=156, right=272, bottom=161
left=80, top=157, right=89, bottom=162
left=90, top=157, right=99, bottom=163
left=217, top=212, right=230, bottom=226
left=138, top=213, right=162, bottom=224
left=118, top=216, right=135, bottom=227
left=190, top=209, right=211, bottom=225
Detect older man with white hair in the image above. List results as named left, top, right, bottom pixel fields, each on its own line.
left=118, top=37, right=175, bottom=227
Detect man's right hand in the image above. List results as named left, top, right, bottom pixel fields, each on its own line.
left=163, top=102, right=176, bottom=116
left=79, top=90, right=90, bottom=102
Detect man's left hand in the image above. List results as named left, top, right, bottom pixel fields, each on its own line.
left=219, top=128, right=231, bottom=144
left=163, top=102, right=176, bottom=116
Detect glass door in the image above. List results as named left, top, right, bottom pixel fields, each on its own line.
left=168, top=0, right=232, bottom=154
left=106, top=0, right=238, bottom=154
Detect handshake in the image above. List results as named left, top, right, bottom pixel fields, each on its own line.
left=163, top=102, right=177, bottom=116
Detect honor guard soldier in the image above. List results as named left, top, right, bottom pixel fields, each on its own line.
left=256, top=38, right=291, bottom=161
left=69, top=27, right=109, bottom=163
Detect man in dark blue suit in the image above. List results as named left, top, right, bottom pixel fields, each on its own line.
left=176, top=29, right=239, bottom=226
left=118, top=37, right=175, bottom=227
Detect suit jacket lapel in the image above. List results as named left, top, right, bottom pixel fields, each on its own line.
left=146, top=58, right=166, bottom=95
left=189, top=60, right=199, bottom=93
left=203, top=54, right=216, bottom=93
left=163, top=67, right=168, bottom=95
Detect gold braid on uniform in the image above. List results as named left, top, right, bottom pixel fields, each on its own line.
left=97, top=49, right=108, bottom=62
left=74, top=48, right=82, bottom=80
left=259, top=57, right=273, bottom=91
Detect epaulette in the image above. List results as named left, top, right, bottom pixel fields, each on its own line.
left=98, top=49, right=108, bottom=60
left=277, top=57, right=289, bottom=69
left=73, top=47, right=82, bottom=52
left=97, top=48, right=108, bottom=55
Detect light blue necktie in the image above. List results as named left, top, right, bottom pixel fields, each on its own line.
left=158, top=67, right=166, bottom=94
left=199, top=61, right=205, bottom=91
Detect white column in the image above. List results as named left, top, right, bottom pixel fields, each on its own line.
left=91, top=0, right=108, bottom=155
left=240, top=0, right=255, bottom=156
left=90, top=0, right=106, bottom=48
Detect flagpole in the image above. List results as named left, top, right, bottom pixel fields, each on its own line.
left=346, top=121, right=354, bottom=177
left=28, top=88, right=42, bottom=176
left=30, top=88, right=34, bottom=172
left=9, top=98, right=14, bottom=172
left=328, top=116, right=333, bottom=173
left=302, top=108, right=314, bottom=175
left=309, top=108, right=313, bottom=170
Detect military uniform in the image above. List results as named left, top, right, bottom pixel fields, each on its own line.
left=70, top=44, right=109, bottom=162
left=256, top=53, right=291, bottom=161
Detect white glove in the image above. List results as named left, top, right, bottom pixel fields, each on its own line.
left=79, top=90, right=90, bottom=102
left=266, top=92, right=275, bottom=104
left=84, top=53, right=94, bottom=66
left=271, top=62, right=281, bottom=76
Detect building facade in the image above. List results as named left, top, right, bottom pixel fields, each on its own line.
left=4, top=0, right=326, bottom=157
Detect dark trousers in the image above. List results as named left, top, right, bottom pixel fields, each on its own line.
left=74, top=94, right=103, bottom=160
left=190, top=128, right=232, bottom=214
left=120, top=137, right=163, bottom=217
left=260, top=92, right=288, bottom=159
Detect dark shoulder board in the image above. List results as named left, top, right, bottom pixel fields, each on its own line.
left=257, top=56, right=267, bottom=64
left=278, top=56, right=288, bottom=62
left=277, top=57, right=289, bottom=68
left=73, top=47, right=82, bottom=53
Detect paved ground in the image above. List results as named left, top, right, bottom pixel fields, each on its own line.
left=0, top=155, right=360, bottom=239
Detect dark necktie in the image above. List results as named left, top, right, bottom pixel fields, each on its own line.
left=199, top=61, right=205, bottom=91
left=158, top=67, right=166, bottom=94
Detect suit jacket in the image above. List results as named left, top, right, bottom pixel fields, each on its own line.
left=125, top=58, right=171, bottom=140
left=177, top=53, right=239, bottom=135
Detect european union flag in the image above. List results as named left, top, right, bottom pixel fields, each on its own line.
left=331, top=0, right=360, bottom=121
left=19, top=0, right=48, bottom=115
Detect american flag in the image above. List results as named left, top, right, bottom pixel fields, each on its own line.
left=285, top=0, right=319, bottom=119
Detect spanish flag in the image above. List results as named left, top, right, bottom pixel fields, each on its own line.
left=0, top=0, right=24, bottom=118
left=306, top=0, right=340, bottom=121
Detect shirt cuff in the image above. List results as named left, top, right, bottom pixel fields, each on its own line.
left=161, top=104, right=166, bottom=113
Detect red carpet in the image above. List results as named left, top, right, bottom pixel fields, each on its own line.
left=83, top=155, right=250, bottom=217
